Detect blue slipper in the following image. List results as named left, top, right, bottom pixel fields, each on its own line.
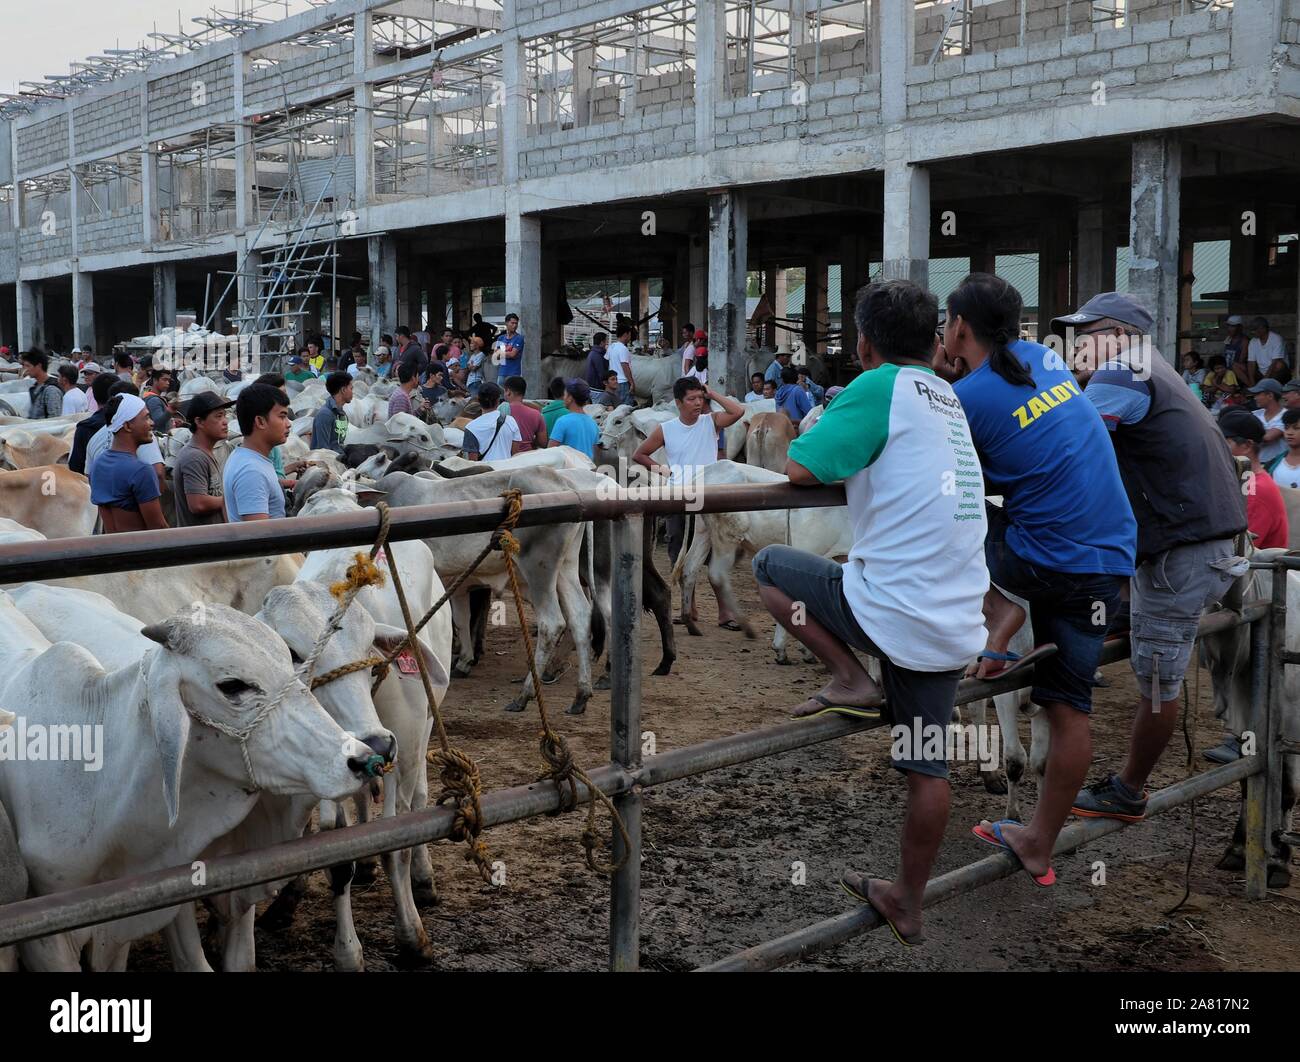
left=975, top=643, right=1057, bottom=680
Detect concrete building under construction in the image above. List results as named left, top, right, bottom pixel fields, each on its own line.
left=1, top=0, right=1298, bottom=394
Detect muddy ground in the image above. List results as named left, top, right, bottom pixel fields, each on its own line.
left=131, top=541, right=1300, bottom=972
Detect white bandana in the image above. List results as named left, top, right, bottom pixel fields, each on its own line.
left=109, top=393, right=147, bottom=433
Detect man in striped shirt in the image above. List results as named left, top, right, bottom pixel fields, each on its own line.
left=387, top=362, right=420, bottom=417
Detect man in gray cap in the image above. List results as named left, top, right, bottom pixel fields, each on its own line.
left=1248, top=378, right=1286, bottom=465
left=1282, top=380, right=1300, bottom=412
left=1052, top=292, right=1248, bottom=822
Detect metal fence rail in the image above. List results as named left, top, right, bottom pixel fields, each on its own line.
left=0, top=485, right=1287, bottom=973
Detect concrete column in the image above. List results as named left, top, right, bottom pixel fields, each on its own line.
left=502, top=35, right=527, bottom=185
left=398, top=247, right=422, bottom=330
left=879, top=0, right=916, bottom=125
left=141, top=148, right=159, bottom=245
left=452, top=281, right=473, bottom=331
left=669, top=242, right=691, bottom=340
left=471, top=286, right=484, bottom=319
left=970, top=245, right=996, bottom=275
left=1075, top=204, right=1107, bottom=304
left=804, top=256, right=829, bottom=357
left=573, top=45, right=596, bottom=128
left=695, top=0, right=725, bottom=152
left=338, top=283, right=358, bottom=344
left=840, top=235, right=870, bottom=365
left=353, top=10, right=373, bottom=207
left=1128, top=134, right=1181, bottom=364
left=425, top=268, right=446, bottom=332
left=233, top=50, right=253, bottom=230
left=688, top=235, right=707, bottom=329
left=72, top=269, right=94, bottom=351
left=17, top=280, right=43, bottom=350
left=631, top=275, right=650, bottom=347
left=152, top=263, right=177, bottom=334
left=367, top=234, right=398, bottom=351
left=772, top=267, right=789, bottom=352
left=1038, top=216, right=1071, bottom=343
left=506, top=207, right=543, bottom=393
left=235, top=238, right=260, bottom=331
left=540, top=246, right=561, bottom=359
left=707, top=190, right=748, bottom=396
left=882, top=159, right=930, bottom=287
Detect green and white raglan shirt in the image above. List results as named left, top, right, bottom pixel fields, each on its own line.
left=788, top=363, right=990, bottom=672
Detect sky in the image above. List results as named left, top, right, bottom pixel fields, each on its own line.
left=0, top=1, right=314, bottom=98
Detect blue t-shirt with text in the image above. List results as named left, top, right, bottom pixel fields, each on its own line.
left=953, top=340, right=1136, bottom=576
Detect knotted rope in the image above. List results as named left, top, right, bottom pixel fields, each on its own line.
left=492, top=490, right=632, bottom=875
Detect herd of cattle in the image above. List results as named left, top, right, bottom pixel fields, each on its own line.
left=0, top=346, right=1295, bottom=972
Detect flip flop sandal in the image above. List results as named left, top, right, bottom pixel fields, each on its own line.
left=718, top=619, right=744, bottom=632
left=839, top=873, right=923, bottom=947
left=800, top=694, right=882, bottom=720
left=974, top=643, right=1058, bottom=680
left=971, top=819, right=1056, bottom=887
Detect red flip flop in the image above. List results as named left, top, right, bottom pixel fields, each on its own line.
left=971, top=819, right=1056, bottom=887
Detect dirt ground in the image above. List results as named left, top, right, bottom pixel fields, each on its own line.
left=130, top=540, right=1300, bottom=972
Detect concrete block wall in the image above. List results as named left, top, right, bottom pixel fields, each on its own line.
left=636, top=69, right=695, bottom=115
left=588, top=83, right=623, bottom=123
left=78, top=209, right=144, bottom=255
left=1284, top=0, right=1300, bottom=64
left=73, top=91, right=142, bottom=156
left=906, top=7, right=1231, bottom=120
left=20, top=225, right=72, bottom=264
left=517, top=0, right=604, bottom=21
left=245, top=43, right=353, bottom=111
left=15, top=114, right=70, bottom=175
left=916, top=0, right=1109, bottom=62
left=147, top=59, right=234, bottom=130
left=714, top=74, right=881, bottom=148
left=0, top=234, right=16, bottom=283
left=520, top=104, right=695, bottom=178
left=795, top=34, right=868, bottom=83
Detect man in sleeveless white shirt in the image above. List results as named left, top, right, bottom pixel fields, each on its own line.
left=633, top=377, right=745, bottom=624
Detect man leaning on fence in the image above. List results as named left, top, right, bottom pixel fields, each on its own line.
left=751, top=279, right=990, bottom=946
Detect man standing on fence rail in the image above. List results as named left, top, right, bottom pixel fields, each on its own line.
left=750, top=279, right=989, bottom=945
left=1056, top=293, right=1248, bottom=821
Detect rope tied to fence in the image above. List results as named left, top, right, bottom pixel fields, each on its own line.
left=492, top=491, right=632, bottom=875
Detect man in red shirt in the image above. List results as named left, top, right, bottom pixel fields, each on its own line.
left=503, top=375, right=548, bottom=452
left=1220, top=409, right=1289, bottom=549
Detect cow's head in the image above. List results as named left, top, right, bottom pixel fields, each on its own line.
left=383, top=413, right=443, bottom=451
left=138, top=605, right=376, bottom=823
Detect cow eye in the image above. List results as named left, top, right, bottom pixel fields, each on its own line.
left=288, top=648, right=304, bottom=665
left=217, top=679, right=257, bottom=699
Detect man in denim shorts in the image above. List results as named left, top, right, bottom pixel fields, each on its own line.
left=753, top=281, right=989, bottom=945
left=1054, top=293, right=1248, bottom=822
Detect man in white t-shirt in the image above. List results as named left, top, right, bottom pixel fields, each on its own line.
left=1268, top=408, right=1300, bottom=490
left=633, top=377, right=745, bottom=624
left=463, top=382, right=521, bottom=462
left=751, top=279, right=989, bottom=946
left=1250, top=378, right=1287, bottom=464
left=57, top=364, right=89, bottom=414
left=606, top=323, right=636, bottom=406
left=1246, top=316, right=1287, bottom=385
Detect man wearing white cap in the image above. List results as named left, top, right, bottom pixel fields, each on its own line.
left=89, top=393, right=168, bottom=533
left=81, top=362, right=104, bottom=413
left=1223, top=314, right=1247, bottom=374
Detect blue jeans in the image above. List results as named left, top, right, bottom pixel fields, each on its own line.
left=985, top=506, right=1125, bottom=714
left=617, top=381, right=633, bottom=406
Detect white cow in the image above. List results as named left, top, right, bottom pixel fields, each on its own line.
left=0, top=466, right=96, bottom=539
left=1202, top=546, right=1300, bottom=887
left=744, top=412, right=797, bottom=473
left=669, top=461, right=853, bottom=664
left=344, top=412, right=444, bottom=453
left=0, top=593, right=378, bottom=971
left=378, top=465, right=596, bottom=714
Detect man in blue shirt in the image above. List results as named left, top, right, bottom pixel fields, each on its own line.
left=774, top=366, right=813, bottom=425
left=224, top=384, right=291, bottom=521
left=939, top=273, right=1135, bottom=887
left=548, top=380, right=599, bottom=460
left=585, top=333, right=608, bottom=390
left=764, top=350, right=792, bottom=386
left=496, top=313, right=525, bottom=379
left=311, top=372, right=352, bottom=454
left=89, top=393, right=168, bottom=533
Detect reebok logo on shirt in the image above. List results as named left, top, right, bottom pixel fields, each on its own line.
left=913, top=379, right=964, bottom=414
left=1011, top=378, right=1082, bottom=429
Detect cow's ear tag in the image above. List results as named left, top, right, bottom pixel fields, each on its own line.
left=395, top=650, right=419, bottom=675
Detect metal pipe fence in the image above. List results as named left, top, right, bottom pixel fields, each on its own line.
left=0, top=485, right=1286, bottom=972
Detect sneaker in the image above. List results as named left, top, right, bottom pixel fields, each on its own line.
left=1202, top=736, right=1242, bottom=765
left=1071, top=774, right=1148, bottom=823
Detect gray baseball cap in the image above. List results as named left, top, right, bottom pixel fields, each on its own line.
left=1248, top=378, right=1283, bottom=396
left=1281, top=380, right=1300, bottom=394
left=1051, top=292, right=1153, bottom=335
